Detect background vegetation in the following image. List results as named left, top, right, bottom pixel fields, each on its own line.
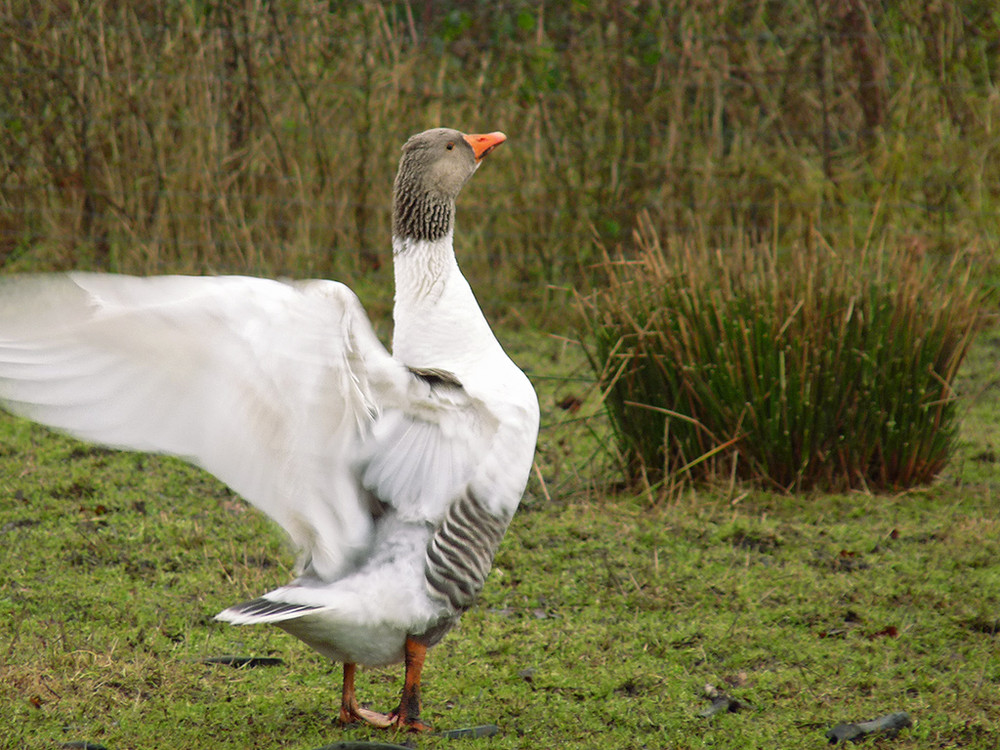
left=1, top=0, right=998, bottom=286
left=1, top=1, right=1000, bottom=748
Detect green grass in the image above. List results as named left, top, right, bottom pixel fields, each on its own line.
left=2, top=325, right=1000, bottom=749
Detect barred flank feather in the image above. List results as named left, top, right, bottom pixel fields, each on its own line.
left=425, top=487, right=508, bottom=612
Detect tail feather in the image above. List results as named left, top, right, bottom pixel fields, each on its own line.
left=216, top=596, right=323, bottom=625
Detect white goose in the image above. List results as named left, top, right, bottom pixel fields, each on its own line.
left=0, top=128, right=539, bottom=731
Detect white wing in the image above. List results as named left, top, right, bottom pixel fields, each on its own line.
left=0, top=273, right=496, bottom=580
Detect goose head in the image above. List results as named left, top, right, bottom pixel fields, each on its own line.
left=392, top=128, right=506, bottom=243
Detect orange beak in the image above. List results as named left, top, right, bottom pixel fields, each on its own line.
left=463, top=131, right=507, bottom=161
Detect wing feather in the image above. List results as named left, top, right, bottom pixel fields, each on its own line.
left=0, top=272, right=508, bottom=582
left=0, top=274, right=400, bottom=578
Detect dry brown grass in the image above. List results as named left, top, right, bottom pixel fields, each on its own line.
left=0, top=1, right=996, bottom=287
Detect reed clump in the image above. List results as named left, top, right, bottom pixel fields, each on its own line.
left=580, top=214, right=981, bottom=493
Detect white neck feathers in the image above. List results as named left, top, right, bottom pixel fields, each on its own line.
left=390, top=233, right=501, bottom=374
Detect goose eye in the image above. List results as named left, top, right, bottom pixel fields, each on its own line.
left=446, top=142, right=454, bottom=150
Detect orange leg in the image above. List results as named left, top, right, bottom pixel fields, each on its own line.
left=338, top=662, right=392, bottom=728
left=387, top=637, right=434, bottom=732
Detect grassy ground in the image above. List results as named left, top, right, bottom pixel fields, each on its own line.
left=1, top=319, right=999, bottom=749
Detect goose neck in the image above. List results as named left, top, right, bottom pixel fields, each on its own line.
left=390, top=233, right=498, bottom=371
left=391, top=234, right=458, bottom=308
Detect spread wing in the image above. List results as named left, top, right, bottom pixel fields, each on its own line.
left=0, top=272, right=496, bottom=580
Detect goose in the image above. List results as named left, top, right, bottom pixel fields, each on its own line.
left=0, top=128, right=539, bottom=731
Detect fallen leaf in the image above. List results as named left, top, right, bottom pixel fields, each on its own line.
left=556, top=394, right=583, bottom=413
left=200, top=655, right=285, bottom=668
left=826, top=711, right=912, bottom=744
left=700, top=683, right=753, bottom=716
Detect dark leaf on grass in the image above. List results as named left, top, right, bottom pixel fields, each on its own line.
left=439, top=724, right=500, bottom=739
left=312, top=734, right=500, bottom=750
left=700, top=684, right=753, bottom=716
left=201, top=655, right=285, bottom=668
left=834, top=557, right=868, bottom=572
left=61, top=743, right=109, bottom=750
left=311, top=743, right=413, bottom=750
left=962, top=616, right=999, bottom=635
left=826, top=711, right=912, bottom=743
left=54, top=480, right=95, bottom=501
left=616, top=677, right=647, bottom=696
left=833, top=550, right=872, bottom=572
left=556, top=394, right=584, bottom=413
left=1, top=518, right=39, bottom=533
